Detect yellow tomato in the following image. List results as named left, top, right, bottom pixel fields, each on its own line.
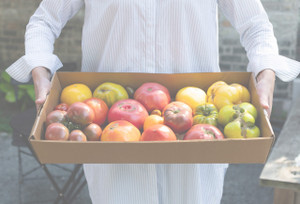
left=175, top=86, right=206, bottom=113
left=60, top=83, right=92, bottom=105
left=207, top=81, right=250, bottom=110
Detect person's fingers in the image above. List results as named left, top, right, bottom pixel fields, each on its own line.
left=255, top=69, right=275, bottom=119
left=32, top=67, right=51, bottom=112
left=34, top=82, right=50, bottom=111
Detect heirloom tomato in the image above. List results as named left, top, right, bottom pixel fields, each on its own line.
left=224, top=120, right=260, bottom=139
left=46, top=110, right=67, bottom=126
left=134, top=82, right=171, bottom=112
left=162, top=101, right=193, bottom=134
left=93, top=82, right=128, bottom=107
left=143, top=115, right=164, bottom=130
left=140, top=124, right=177, bottom=141
left=60, top=83, right=92, bottom=105
left=218, top=102, right=260, bottom=138
left=108, top=99, right=149, bottom=130
left=175, top=86, right=206, bottom=113
left=67, top=102, right=95, bottom=125
left=193, top=103, right=218, bottom=126
left=83, top=123, right=102, bottom=141
left=183, top=124, right=224, bottom=140
left=101, top=120, right=141, bottom=141
left=69, top=130, right=87, bottom=141
left=84, top=98, right=108, bottom=126
left=45, top=123, right=69, bottom=141
left=207, top=81, right=250, bottom=110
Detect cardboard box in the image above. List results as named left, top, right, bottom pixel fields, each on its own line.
left=30, top=72, right=274, bottom=164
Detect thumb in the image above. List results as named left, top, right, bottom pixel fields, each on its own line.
left=35, top=86, right=50, bottom=112
left=35, top=87, right=49, bottom=105
left=259, top=94, right=269, bottom=110
left=259, top=95, right=271, bottom=119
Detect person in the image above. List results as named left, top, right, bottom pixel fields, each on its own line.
left=6, top=0, right=300, bottom=203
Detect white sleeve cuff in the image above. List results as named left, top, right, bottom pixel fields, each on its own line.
left=247, top=54, right=300, bottom=82
left=5, top=53, right=63, bottom=83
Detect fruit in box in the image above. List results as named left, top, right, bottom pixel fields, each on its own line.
left=140, top=124, right=177, bottom=141
left=193, top=103, right=218, bottom=127
left=67, top=102, right=95, bottom=125
left=84, top=98, right=108, bottom=126
left=60, top=83, right=92, bottom=105
left=45, top=123, right=69, bottom=141
left=218, top=102, right=260, bottom=138
left=108, top=99, right=149, bottom=130
left=101, top=120, right=141, bottom=141
left=69, top=130, right=87, bottom=141
left=134, top=82, right=171, bottom=112
left=93, top=82, right=128, bottom=107
left=207, top=81, right=250, bottom=110
left=175, top=86, right=206, bottom=114
left=83, top=123, right=102, bottom=141
left=162, top=101, right=193, bottom=134
left=184, top=124, right=224, bottom=140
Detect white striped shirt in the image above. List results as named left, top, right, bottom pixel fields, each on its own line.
left=6, top=0, right=300, bottom=83
left=5, top=0, right=300, bottom=204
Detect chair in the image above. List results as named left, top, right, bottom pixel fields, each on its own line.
left=9, top=63, right=88, bottom=204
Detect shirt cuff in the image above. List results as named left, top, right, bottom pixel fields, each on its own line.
left=247, top=54, right=300, bottom=82
left=5, top=53, right=63, bottom=83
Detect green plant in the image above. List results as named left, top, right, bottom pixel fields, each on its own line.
left=0, top=71, right=35, bottom=110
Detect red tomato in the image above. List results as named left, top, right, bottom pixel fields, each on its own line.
left=183, top=124, right=224, bottom=140
left=134, top=82, right=171, bottom=112
left=101, top=120, right=141, bottom=141
left=54, top=103, right=69, bottom=111
left=108, top=99, right=149, bottom=130
left=67, top=102, right=95, bottom=125
left=163, top=101, right=193, bottom=133
left=140, top=124, right=177, bottom=141
left=83, top=123, right=102, bottom=141
left=45, top=123, right=69, bottom=140
left=84, top=98, right=108, bottom=126
left=46, top=110, right=67, bottom=126
left=69, top=130, right=87, bottom=141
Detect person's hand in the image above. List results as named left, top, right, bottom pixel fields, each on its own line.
left=32, top=66, right=51, bottom=112
left=255, top=69, right=275, bottom=119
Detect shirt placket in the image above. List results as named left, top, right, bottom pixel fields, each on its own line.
left=145, top=0, right=156, bottom=72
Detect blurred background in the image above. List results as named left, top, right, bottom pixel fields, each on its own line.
left=0, top=0, right=299, bottom=203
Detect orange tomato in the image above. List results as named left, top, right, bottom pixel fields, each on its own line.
left=101, top=120, right=141, bottom=141
left=60, top=83, right=92, bottom=105
left=143, top=115, right=164, bottom=130
left=140, top=124, right=177, bottom=141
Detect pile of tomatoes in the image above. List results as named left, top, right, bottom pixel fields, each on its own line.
left=45, top=80, right=260, bottom=142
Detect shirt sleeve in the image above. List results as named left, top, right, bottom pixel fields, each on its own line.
left=6, top=0, right=84, bottom=83
left=218, top=0, right=300, bottom=82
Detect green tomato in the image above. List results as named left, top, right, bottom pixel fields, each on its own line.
left=239, top=102, right=257, bottom=120
left=241, top=112, right=255, bottom=124
left=217, top=105, right=236, bottom=127
left=224, top=121, right=243, bottom=138
left=93, top=82, right=129, bottom=107
left=218, top=103, right=257, bottom=127
left=224, top=120, right=260, bottom=138
left=193, top=103, right=218, bottom=126
left=246, top=126, right=260, bottom=138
